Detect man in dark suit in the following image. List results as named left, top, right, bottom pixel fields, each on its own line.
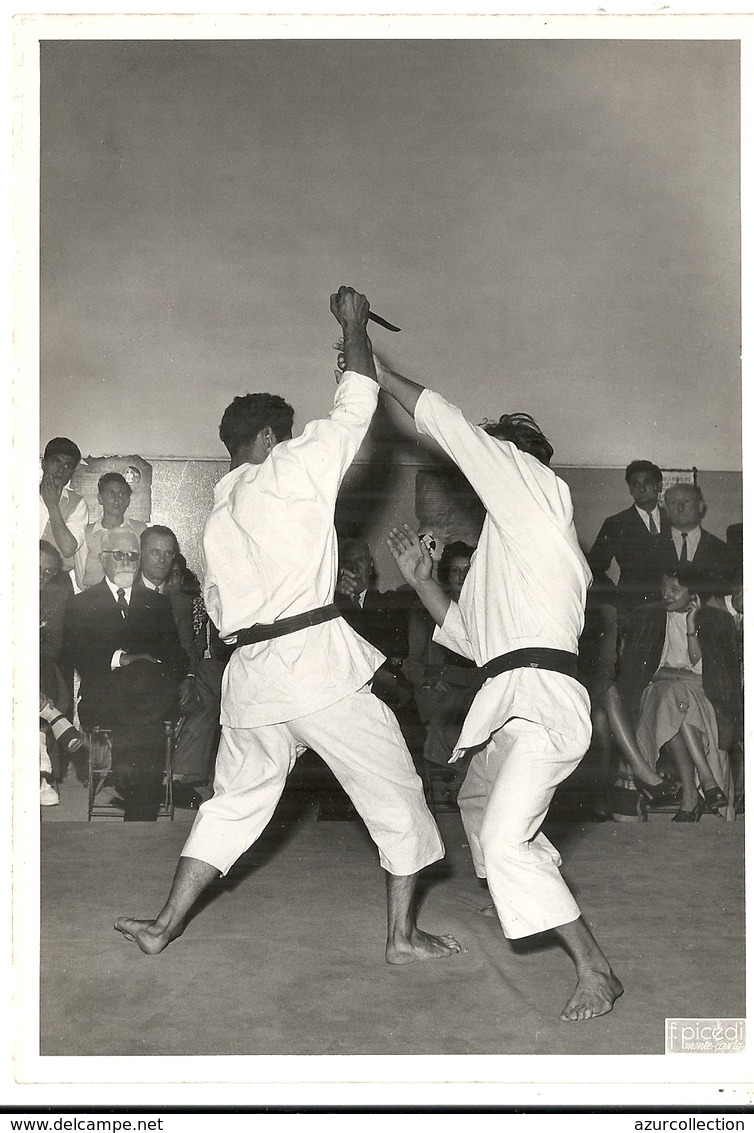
left=660, top=482, right=733, bottom=595
left=588, top=460, right=670, bottom=625
left=63, top=526, right=189, bottom=820
left=136, top=525, right=211, bottom=808
left=335, top=537, right=415, bottom=713
left=136, top=525, right=198, bottom=670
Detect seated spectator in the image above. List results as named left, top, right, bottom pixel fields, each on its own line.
left=708, top=574, right=744, bottom=813
left=167, top=551, right=209, bottom=658
left=404, top=542, right=479, bottom=806
left=75, top=472, right=146, bottom=589
left=578, top=577, right=679, bottom=820
left=39, top=693, right=86, bottom=807
left=661, top=482, right=733, bottom=595
left=62, top=527, right=189, bottom=821
left=335, top=537, right=415, bottom=717
left=40, top=540, right=70, bottom=702
left=169, top=619, right=233, bottom=807
left=618, top=566, right=739, bottom=822
left=137, top=526, right=200, bottom=675
left=40, top=539, right=83, bottom=785
left=39, top=437, right=89, bottom=585
left=587, top=460, right=670, bottom=629
left=140, top=529, right=218, bottom=808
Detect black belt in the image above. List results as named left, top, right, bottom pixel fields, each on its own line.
left=482, top=647, right=582, bottom=685
left=225, top=603, right=342, bottom=647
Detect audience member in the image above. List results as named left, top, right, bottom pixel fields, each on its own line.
left=618, top=566, right=739, bottom=822
left=404, top=542, right=479, bottom=804
left=169, top=620, right=233, bottom=806
left=75, top=472, right=147, bottom=589
left=335, top=537, right=415, bottom=717
left=587, top=460, right=669, bottom=625
left=661, top=483, right=733, bottom=594
left=168, top=552, right=209, bottom=657
left=62, top=527, right=189, bottom=821
left=39, top=437, right=89, bottom=581
left=577, top=577, right=679, bottom=820
left=40, top=539, right=83, bottom=784
left=708, top=574, right=744, bottom=813
left=137, top=526, right=200, bottom=674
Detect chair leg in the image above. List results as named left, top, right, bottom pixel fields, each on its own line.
left=163, top=720, right=177, bottom=820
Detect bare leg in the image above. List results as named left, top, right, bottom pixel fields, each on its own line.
left=603, top=685, right=663, bottom=785
left=679, top=722, right=720, bottom=793
left=554, top=916, right=624, bottom=1022
left=114, top=855, right=220, bottom=954
left=663, top=734, right=699, bottom=811
left=384, top=872, right=463, bottom=965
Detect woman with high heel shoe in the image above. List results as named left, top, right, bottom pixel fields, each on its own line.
left=618, top=566, right=740, bottom=822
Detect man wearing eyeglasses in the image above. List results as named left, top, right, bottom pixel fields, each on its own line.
left=62, top=527, right=189, bottom=820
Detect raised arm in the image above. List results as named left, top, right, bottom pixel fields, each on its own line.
left=386, top=525, right=450, bottom=628
left=330, top=286, right=377, bottom=382
left=372, top=356, right=426, bottom=418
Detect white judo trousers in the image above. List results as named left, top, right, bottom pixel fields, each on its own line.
left=457, top=715, right=586, bottom=939
left=182, top=684, right=444, bottom=877
left=413, top=389, right=595, bottom=942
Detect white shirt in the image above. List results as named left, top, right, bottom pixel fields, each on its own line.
left=635, top=504, right=662, bottom=533
left=202, top=371, right=384, bottom=728
left=658, top=610, right=702, bottom=674
left=671, top=525, right=702, bottom=561
left=414, top=389, right=592, bottom=755
left=39, top=484, right=90, bottom=569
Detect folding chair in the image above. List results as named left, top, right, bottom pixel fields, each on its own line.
left=87, top=720, right=178, bottom=821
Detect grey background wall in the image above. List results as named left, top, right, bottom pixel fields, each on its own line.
left=40, top=38, right=741, bottom=474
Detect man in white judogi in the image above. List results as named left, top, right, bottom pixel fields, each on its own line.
left=114, top=287, right=460, bottom=966
left=380, top=361, right=623, bottom=1021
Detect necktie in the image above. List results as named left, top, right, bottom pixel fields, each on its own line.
left=648, top=513, right=658, bottom=535
left=116, top=587, right=129, bottom=619
left=679, top=533, right=688, bottom=565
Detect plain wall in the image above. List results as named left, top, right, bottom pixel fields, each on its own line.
left=39, top=39, right=741, bottom=471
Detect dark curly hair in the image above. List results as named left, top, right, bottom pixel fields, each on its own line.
left=481, top=412, right=553, bottom=466
left=437, top=541, right=475, bottom=586
left=219, top=393, right=294, bottom=457
left=625, top=460, right=662, bottom=486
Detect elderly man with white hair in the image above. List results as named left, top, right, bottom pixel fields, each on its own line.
left=62, top=526, right=189, bottom=820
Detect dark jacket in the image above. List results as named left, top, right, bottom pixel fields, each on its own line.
left=62, top=580, right=189, bottom=728
left=618, top=602, right=740, bottom=751
left=588, top=505, right=671, bottom=609
left=659, top=528, right=734, bottom=594
left=135, top=575, right=200, bottom=672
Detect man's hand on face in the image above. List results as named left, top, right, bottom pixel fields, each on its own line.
left=387, top=525, right=434, bottom=589
left=40, top=471, right=64, bottom=509
left=330, top=285, right=370, bottom=333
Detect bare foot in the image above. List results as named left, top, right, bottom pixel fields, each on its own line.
left=114, top=917, right=183, bottom=955
left=478, top=903, right=498, bottom=918
left=559, top=969, right=624, bottom=1022
left=386, top=929, right=463, bottom=965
